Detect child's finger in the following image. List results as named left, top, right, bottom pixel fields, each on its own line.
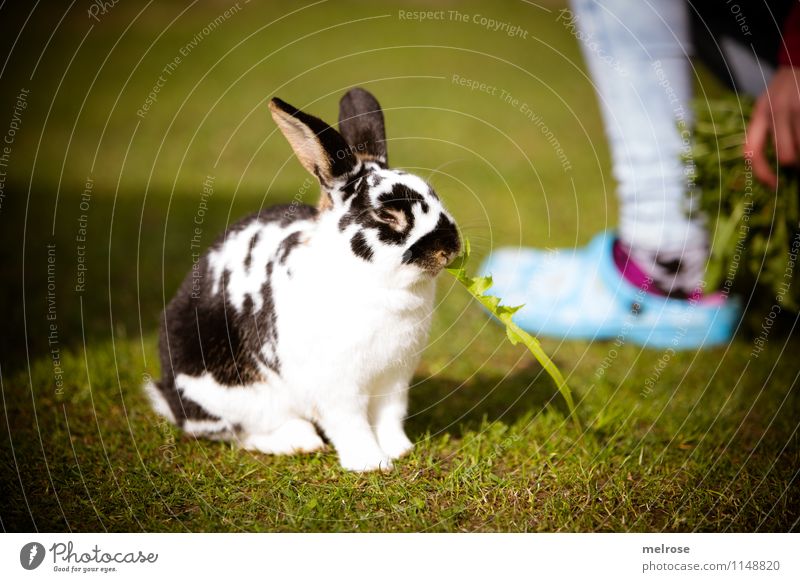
left=745, top=97, right=778, bottom=189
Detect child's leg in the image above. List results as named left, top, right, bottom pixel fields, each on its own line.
left=570, top=0, right=705, bottom=296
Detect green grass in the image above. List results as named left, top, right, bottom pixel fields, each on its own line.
left=1, top=0, right=798, bottom=532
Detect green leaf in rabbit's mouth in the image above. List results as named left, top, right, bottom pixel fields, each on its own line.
left=445, top=237, right=579, bottom=427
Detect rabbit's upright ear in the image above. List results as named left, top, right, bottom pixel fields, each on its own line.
left=338, top=88, right=388, bottom=168
left=269, top=98, right=358, bottom=189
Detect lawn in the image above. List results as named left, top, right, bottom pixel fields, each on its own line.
left=1, top=0, right=798, bottom=532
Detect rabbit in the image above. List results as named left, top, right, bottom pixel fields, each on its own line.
left=145, top=88, right=461, bottom=472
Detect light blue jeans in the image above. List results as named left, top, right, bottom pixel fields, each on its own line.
left=569, top=0, right=702, bottom=258
left=570, top=0, right=775, bottom=258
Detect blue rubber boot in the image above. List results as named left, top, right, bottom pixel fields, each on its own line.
left=478, top=232, right=741, bottom=349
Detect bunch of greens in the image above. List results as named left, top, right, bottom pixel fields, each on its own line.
left=689, top=98, right=800, bottom=310
left=446, top=239, right=578, bottom=426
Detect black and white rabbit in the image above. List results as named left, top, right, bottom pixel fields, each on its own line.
left=146, top=88, right=460, bottom=471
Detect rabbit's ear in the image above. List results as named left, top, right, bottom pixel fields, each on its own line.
left=269, top=98, right=358, bottom=188
left=338, top=88, right=388, bottom=168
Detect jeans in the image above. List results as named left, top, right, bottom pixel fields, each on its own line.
left=569, top=0, right=703, bottom=257
left=571, top=0, right=780, bottom=269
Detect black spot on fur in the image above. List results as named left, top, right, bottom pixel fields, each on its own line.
left=350, top=231, right=374, bottom=261
left=378, top=183, right=429, bottom=214
left=277, top=231, right=302, bottom=265
left=244, top=231, right=260, bottom=270
left=338, top=178, right=437, bottom=249
left=338, top=173, right=371, bottom=232
left=149, top=378, right=221, bottom=427
left=375, top=221, right=410, bottom=245
left=255, top=261, right=280, bottom=372
left=402, top=213, right=460, bottom=271
left=339, top=165, right=368, bottom=202
left=154, top=205, right=317, bottom=423
left=155, top=263, right=264, bottom=415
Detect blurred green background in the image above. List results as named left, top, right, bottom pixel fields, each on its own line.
left=0, top=1, right=797, bottom=532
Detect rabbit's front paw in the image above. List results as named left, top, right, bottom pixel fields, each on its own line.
left=338, top=446, right=393, bottom=472
left=377, top=428, right=413, bottom=460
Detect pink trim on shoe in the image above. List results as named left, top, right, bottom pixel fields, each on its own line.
left=613, top=239, right=724, bottom=303
left=612, top=240, right=666, bottom=296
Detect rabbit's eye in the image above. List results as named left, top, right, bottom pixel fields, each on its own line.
left=373, top=207, right=408, bottom=231
left=377, top=209, right=397, bottom=223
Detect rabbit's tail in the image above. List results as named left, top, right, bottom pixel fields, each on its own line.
left=144, top=379, right=177, bottom=425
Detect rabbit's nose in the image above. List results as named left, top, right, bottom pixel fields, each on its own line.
left=434, top=249, right=451, bottom=266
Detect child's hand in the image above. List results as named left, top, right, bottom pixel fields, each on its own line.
left=745, top=66, right=800, bottom=188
